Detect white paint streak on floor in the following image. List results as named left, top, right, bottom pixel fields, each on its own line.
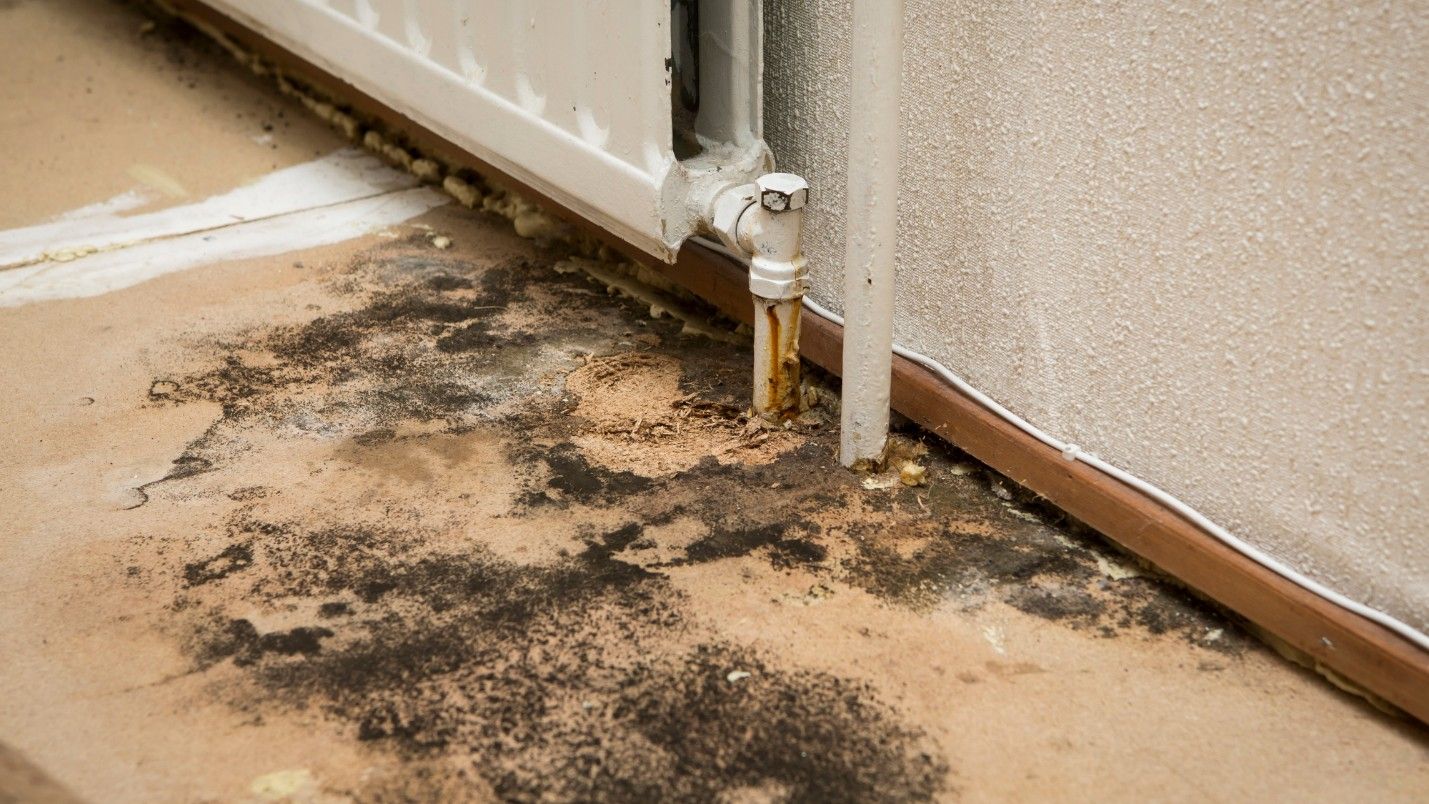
left=0, top=189, right=447, bottom=308
left=0, top=149, right=425, bottom=270
left=46, top=189, right=153, bottom=224
left=0, top=150, right=448, bottom=308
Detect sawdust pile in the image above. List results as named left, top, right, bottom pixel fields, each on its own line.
left=567, top=352, right=801, bottom=477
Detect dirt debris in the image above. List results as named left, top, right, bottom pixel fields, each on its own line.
left=565, top=352, right=800, bottom=477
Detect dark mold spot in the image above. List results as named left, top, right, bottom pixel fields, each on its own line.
left=432, top=321, right=495, bottom=353
left=843, top=501, right=1245, bottom=653
left=359, top=294, right=475, bottom=325
left=434, top=321, right=536, bottom=354
left=424, top=273, right=473, bottom=291
left=1006, top=585, right=1104, bottom=623
left=186, top=511, right=946, bottom=802
left=151, top=254, right=606, bottom=454
left=605, top=644, right=947, bottom=803
left=145, top=225, right=1251, bottom=799
left=847, top=523, right=1089, bottom=610
left=582, top=522, right=648, bottom=560
left=148, top=379, right=180, bottom=400
left=124, top=454, right=216, bottom=510
left=183, top=542, right=253, bottom=587
left=767, top=536, right=828, bottom=569
left=540, top=443, right=653, bottom=503
left=269, top=317, right=361, bottom=367
left=201, top=619, right=335, bottom=667
left=1124, top=586, right=1246, bottom=654
left=679, top=522, right=787, bottom=565
left=318, top=602, right=352, bottom=618
left=352, top=427, right=395, bottom=446
left=162, top=454, right=213, bottom=482
left=175, top=355, right=284, bottom=415
left=251, top=626, right=334, bottom=660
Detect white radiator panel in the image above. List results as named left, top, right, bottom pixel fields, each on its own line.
left=203, top=0, right=767, bottom=259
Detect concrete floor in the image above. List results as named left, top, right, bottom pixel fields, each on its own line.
left=1, top=1, right=1426, bottom=801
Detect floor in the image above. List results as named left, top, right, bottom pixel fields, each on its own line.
left=1, top=2, right=1425, bottom=802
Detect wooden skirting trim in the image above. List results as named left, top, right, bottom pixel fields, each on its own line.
left=171, top=0, right=1429, bottom=724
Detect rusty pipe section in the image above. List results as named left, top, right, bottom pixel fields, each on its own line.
left=753, top=295, right=803, bottom=414
left=707, top=173, right=810, bottom=419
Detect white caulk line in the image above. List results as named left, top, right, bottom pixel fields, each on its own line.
left=0, top=149, right=419, bottom=269
left=0, top=187, right=448, bottom=308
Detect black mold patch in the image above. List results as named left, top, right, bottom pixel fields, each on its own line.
left=1123, top=585, right=1245, bottom=653
left=144, top=222, right=1252, bottom=797
left=352, top=427, right=395, bottom=446
left=581, top=522, right=649, bottom=563
left=183, top=542, right=253, bottom=587
left=146, top=243, right=703, bottom=488
left=185, top=513, right=946, bottom=801
left=1006, top=585, right=1104, bottom=623
left=847, top=523, right=1090, bottom=610
left=318, top=601, right=351, bottom=618
left=683, top=522, right=788, bottom=565
left=125, top=454, right=217, bottom=510
left=148, top=379, right=180, bottom=400
left=611, top=644, right=947, bottom=803
left=359, top=294, right=477, bottom=325
left=200, top=619, right=335, bottom=667
left=679, top=522, right=787, bottom=565
left=538, top=443, right=653, bottom=504
left=434, top=321, right=535, bottom=354
left=423, top=273, right=473, bottom=292
left=269, top=316, right=364, bottom=368
left=842, top=499, right=1246, bottom=653
left=167, top=355, right=287, bottom=417
left=250, top=626, right=334, bottom=660
left=767, top=536, right=828, bottom=569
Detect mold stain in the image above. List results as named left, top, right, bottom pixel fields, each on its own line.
left=141, top=238, right=950, bottom=798
left=840, top=481, right=1246, bottom=654
left=182, top=542, right=253, bottom=587
left=184, top=515, right=947, bottom=802
left=136, top=233, right=1246, bottom=797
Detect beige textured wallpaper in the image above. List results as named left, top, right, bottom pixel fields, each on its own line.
left=765, top=0, right=1427, bottom=631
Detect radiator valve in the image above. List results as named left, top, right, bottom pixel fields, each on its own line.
left=707, top=173, right=810, bottom=418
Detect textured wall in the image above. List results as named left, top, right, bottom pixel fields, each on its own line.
left=765, top=0, right=1428, bottom=631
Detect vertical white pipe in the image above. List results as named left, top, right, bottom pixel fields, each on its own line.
left=840, top=0, right=904, bottom=467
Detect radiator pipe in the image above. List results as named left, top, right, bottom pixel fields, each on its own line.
left=707, top=173, right=810, bottom=418
left=839, top=0, right=905, bottom=467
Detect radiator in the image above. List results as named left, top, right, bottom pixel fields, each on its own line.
left=201, top=0, right=771, bottom=260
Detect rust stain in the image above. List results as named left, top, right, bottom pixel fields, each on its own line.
left=765, top=304, right=783, bottom=410
left=781, top=302, right=802, bottom=415
left=759, top=301, right=803, bottom=419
